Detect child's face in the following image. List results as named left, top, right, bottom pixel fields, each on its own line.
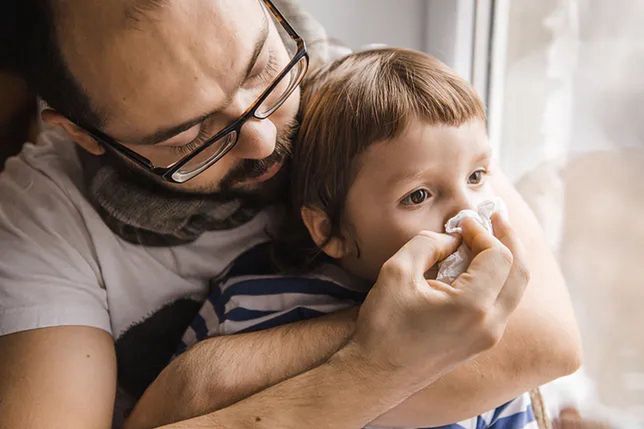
left=338, top=118, right=494, bottom=281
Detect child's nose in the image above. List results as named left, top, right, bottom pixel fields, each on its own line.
left=443, top=191, right=478, bottom=225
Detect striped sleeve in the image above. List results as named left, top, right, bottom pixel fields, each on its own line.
left=177, top=272, right=366, bottom=354
left=409, top=392, right=536, bottom=429
left=486, top=392, right=537, bottom=428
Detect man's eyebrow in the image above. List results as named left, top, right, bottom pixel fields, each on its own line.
left=137, top=13, right=270, bottom=146
left=243, top=10, right=270, bottom=82
left=138, top=112, right=213, bottom=145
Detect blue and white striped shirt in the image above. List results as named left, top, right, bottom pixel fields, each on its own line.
left=179, top=243, right=537, bottom=429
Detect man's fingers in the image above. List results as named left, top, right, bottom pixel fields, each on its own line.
left=452, top=217, right=513, bottom=305
left=460, top=217, right=506, bottom=257
left=451, top=246, right=513, bottom=305
left=386, top=231, right=461, bottom=279
left=490, top=211, right=511, bottom=243
left=491, top=213, right=530, bottom=317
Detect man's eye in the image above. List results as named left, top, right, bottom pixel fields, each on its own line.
left=156, top=125, right=201, bottom=147
left=468, top=169, right=487, bottom=185
left=401, top=189, right=431, bottom=206
left=249, top=49, right=280, bottom=84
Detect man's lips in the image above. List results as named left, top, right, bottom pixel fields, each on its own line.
left=237, top=161, right=284, bottom=186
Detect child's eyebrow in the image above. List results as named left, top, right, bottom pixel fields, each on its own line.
left=386, top=147, right=491, bottom=187
left=386, top=167, right=432, bottom=187
left=472, top=147, right=492, bottom=163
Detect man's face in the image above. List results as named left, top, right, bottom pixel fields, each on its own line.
left=58, top=0, right=300, bottom=195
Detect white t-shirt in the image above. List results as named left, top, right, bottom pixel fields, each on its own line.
left=0, top=127, right=275, bottom=414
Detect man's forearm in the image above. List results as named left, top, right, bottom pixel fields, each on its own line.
left=159, top=342, right=438, bottom=429
left=125, top=308, right=357, bottom=428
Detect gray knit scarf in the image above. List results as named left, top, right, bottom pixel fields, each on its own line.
left=81, top=0, right=330, bottom=246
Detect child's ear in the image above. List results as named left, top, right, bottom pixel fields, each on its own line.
left=300, top=206, right=347, bottom=259
left=41, top=109, right=105, bottom=156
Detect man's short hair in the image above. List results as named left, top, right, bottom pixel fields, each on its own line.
left=3, top=0, right=168, bottom=129
left=3, top=1, right=101, bottom=128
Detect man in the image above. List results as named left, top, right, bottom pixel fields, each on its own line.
left=0, top=1, right=581, bottom=428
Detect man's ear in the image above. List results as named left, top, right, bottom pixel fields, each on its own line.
left=41, top=109, right=105, bottom=155
left=300, top=206, right=348, bottom=259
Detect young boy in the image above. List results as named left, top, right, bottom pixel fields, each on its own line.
left=178, top=48, right=538, bottom=428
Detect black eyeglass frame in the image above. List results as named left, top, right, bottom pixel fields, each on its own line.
left=71, top=0, right=308, bottom=183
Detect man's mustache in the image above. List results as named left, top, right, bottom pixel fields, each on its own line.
left=219, top=118, right=296, bottom=188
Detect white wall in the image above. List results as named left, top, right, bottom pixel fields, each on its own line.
left=297, top=0, right=480, bottom=84
left=298, top=0, right=427, bottom=51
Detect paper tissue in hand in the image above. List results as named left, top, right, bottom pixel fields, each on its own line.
left=436, top=198, right=507, bottom=284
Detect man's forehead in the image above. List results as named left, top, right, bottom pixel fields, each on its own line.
left=58, top=0, right=264, bottom=73
left=56, top=0, right=259, bottom=29
left=123, top=0, right=170, bottom=27
left=58, top=0, right=267, bottom=138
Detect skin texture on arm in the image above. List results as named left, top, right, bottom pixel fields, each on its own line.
left=125, top=308, right=358, bottom=428
left=127, top=171, right=580, bottom=428
left=158, top=342, right=437, bottom=429
left=0, top=326, right=117, bottom=429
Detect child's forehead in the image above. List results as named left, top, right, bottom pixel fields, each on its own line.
left=352, top=119, right=491, bottom=185
left=363, top=119, right=489, bottom=162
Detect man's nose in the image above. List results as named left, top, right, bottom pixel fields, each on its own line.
left=231, top=117, right=278, bottom=160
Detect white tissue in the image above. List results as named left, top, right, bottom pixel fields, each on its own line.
left=436, top=198, right=507, bottom=284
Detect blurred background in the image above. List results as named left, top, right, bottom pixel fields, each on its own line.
left=2, top=0, right=643, bottom=427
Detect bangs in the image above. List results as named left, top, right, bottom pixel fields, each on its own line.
left=301, top=48, right=486, bottom=151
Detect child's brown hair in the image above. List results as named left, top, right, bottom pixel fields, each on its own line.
left=278, top=48, right=486, bottom=269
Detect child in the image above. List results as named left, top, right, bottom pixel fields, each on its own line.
left=178, top=48, right=538, bottom=428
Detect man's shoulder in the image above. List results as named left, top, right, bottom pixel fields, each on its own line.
left=0, top=126, right=100, bottom=238
left=2, top=126, right=86, bottom=206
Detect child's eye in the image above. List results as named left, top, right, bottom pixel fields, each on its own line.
left=401, top=189, right=431, bottom=206
left=468, top=169, right=487, bottom=185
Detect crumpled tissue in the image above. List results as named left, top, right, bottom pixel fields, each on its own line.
left=436, top=198, right=507, bottom=284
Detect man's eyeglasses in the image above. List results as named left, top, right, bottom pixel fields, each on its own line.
left=74, top=0, right=308, bottom=183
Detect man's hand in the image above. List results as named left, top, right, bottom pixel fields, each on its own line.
left=352, top=214, right=528, bottom=381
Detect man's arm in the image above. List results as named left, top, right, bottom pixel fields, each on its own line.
left=0, top=326, right=117, bottom=429
left=128, top=170, right=581, bottom=428
left=158, top=342, right=435, bottom=429
left=125, top=308, right=358, bottom=428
